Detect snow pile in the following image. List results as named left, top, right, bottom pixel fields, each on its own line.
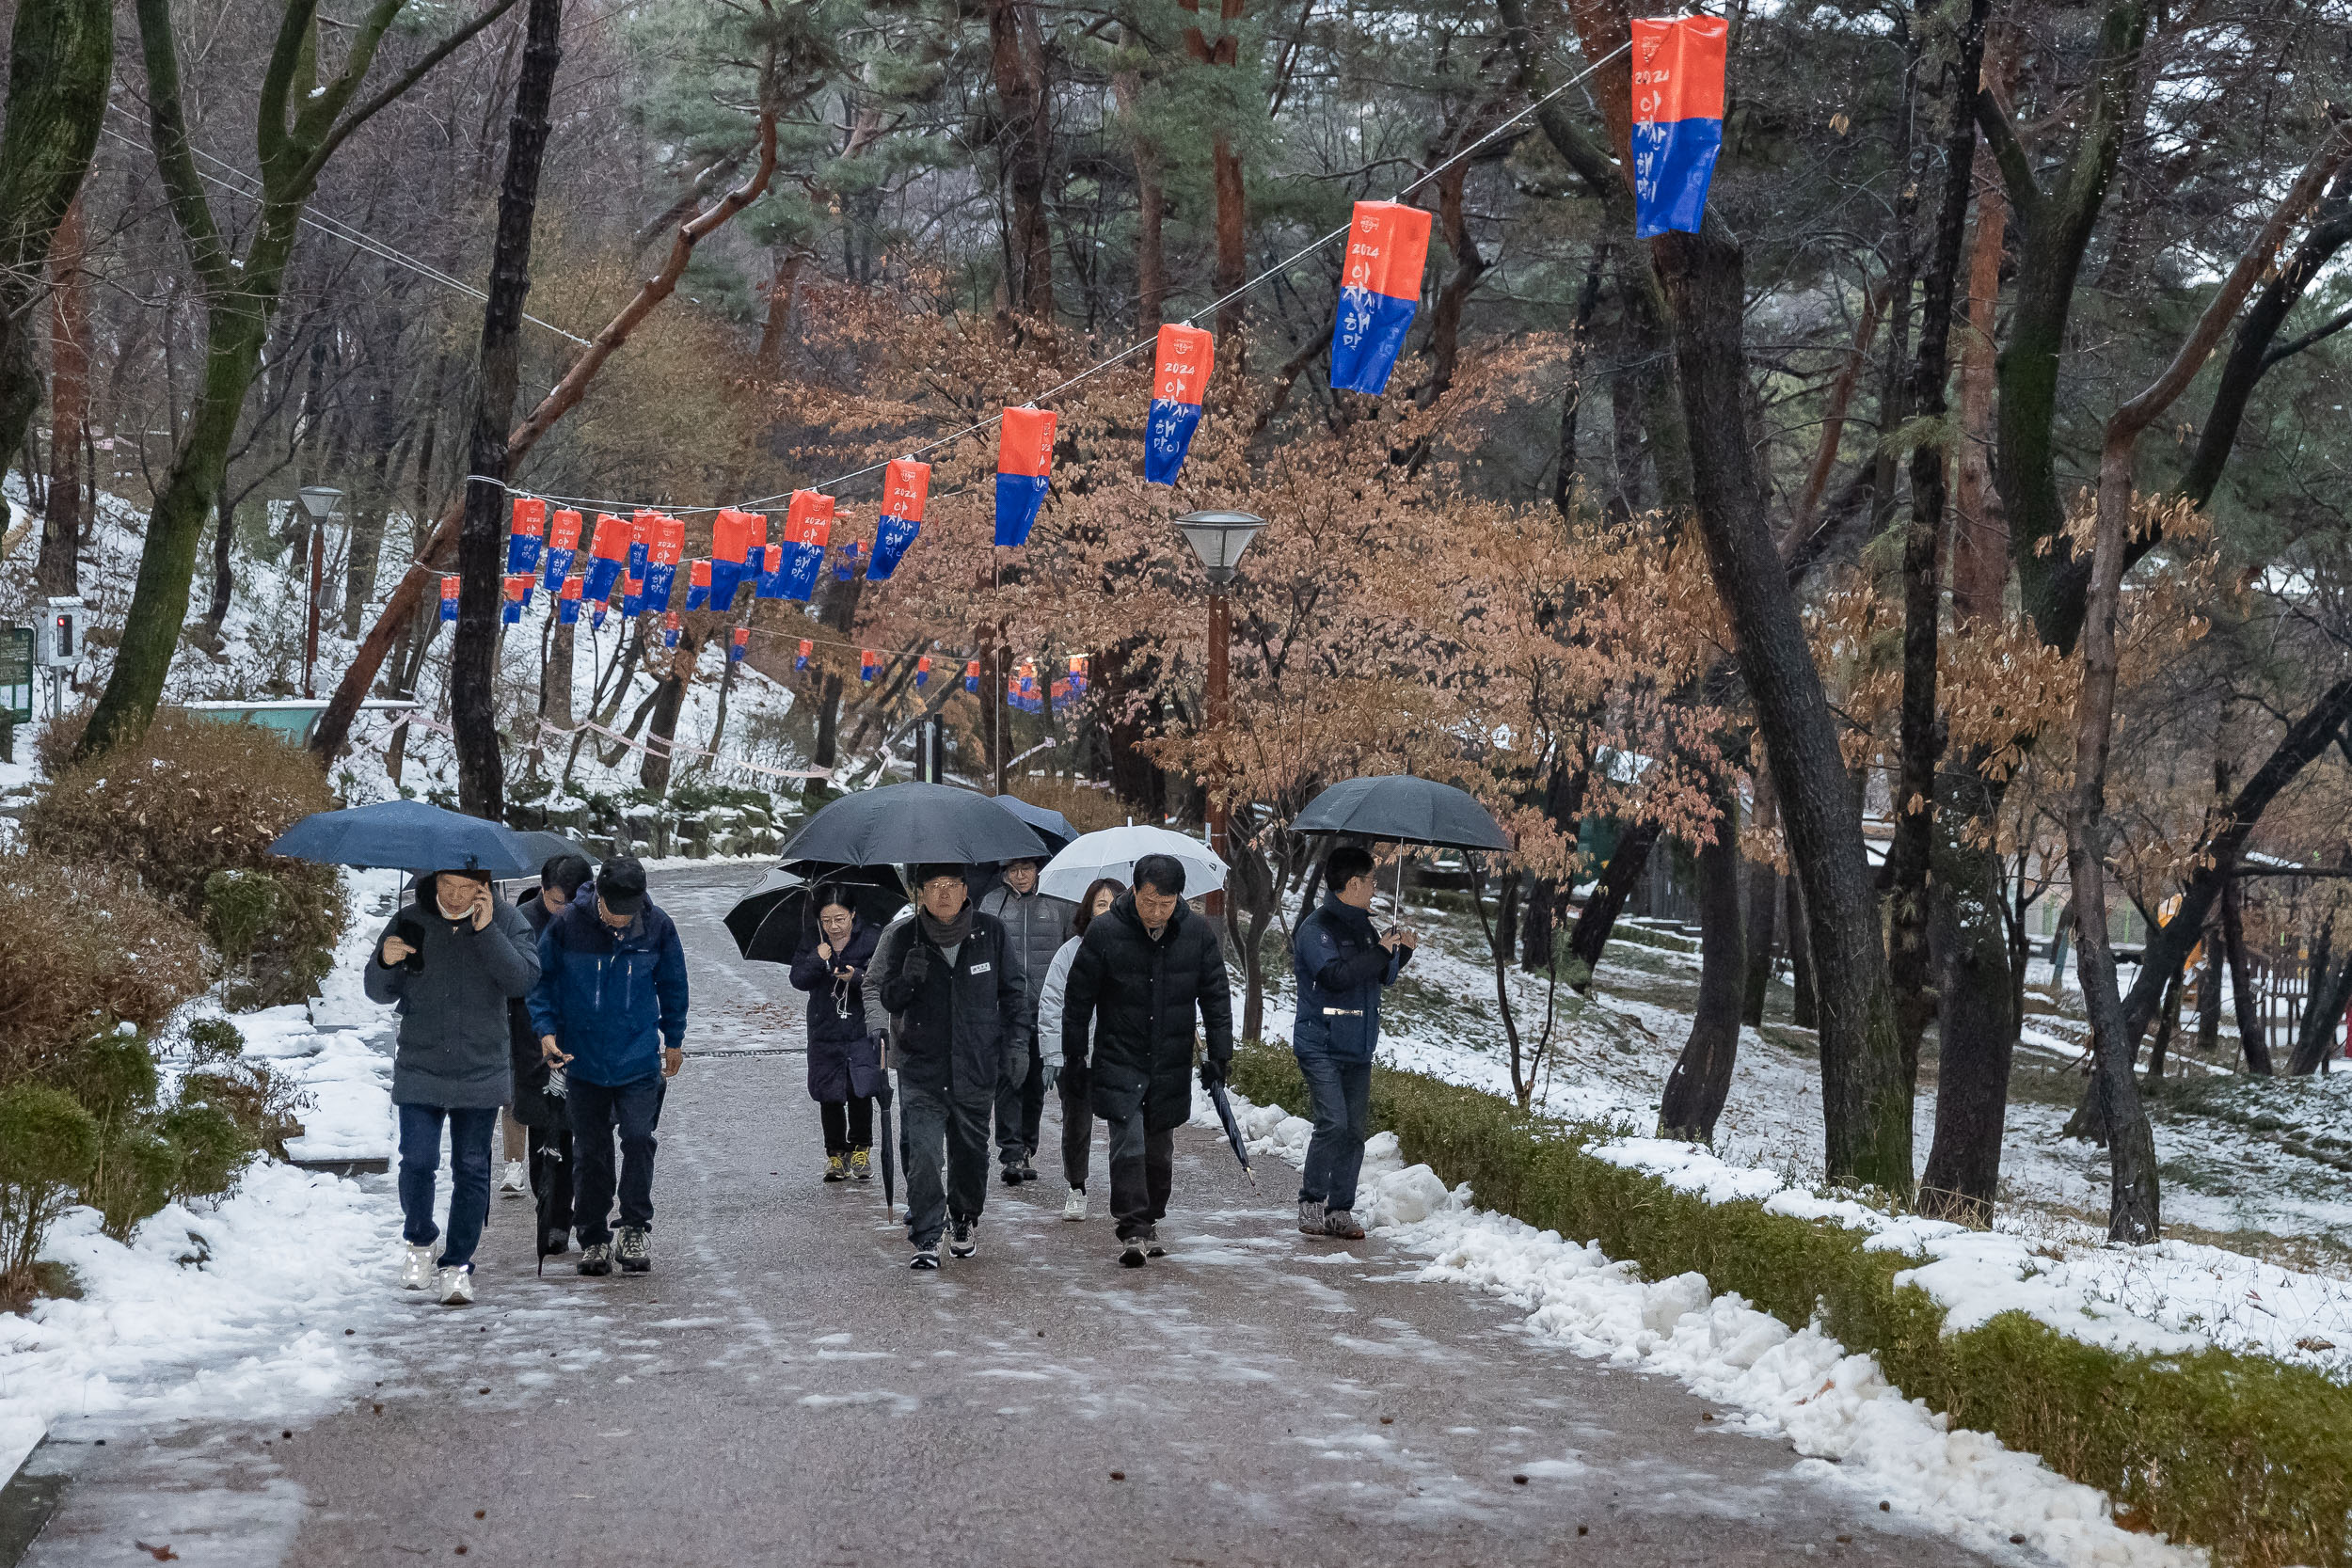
left=1203, top=1087, right=2204, bottom=1568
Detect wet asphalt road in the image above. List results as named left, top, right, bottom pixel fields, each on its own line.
left=17, top=863, right=2007, bottom=1568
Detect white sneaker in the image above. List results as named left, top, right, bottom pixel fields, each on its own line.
left=437, top=1265, right=475, bottom=1306
left=1061, top=1188, right=1088, bottom=1222
left=400, top=1243, right=436, bottom=1290
left=499, top=1161, right=528, bottom=1195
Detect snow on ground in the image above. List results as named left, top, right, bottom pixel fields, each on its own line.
left=1242, top=894, right=2352, bottom=1378
left=1201, top=1090, right=2202, bottom=1568
left=0, top=875, right=409, bottom=1481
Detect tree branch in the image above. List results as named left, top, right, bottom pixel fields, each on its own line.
left=301, top=0, right=526, bottom=190
left=135, top=0, right=234, bottom=295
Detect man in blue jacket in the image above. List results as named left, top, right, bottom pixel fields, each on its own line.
left=529, top=856, right=689, bottom=1276
left=1291, top=846, right=1415, bottom=1241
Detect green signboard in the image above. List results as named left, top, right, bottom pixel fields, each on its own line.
left=0, top=626, right=31, bottom=724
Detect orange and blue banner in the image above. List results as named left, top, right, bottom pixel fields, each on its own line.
left=1631, top=16, right=1727, bottom=238
left=541, top=509, right=582, bottom=591
left=621, top=573, right=645, bottom=620
left=728, top=626, right=749, bottom=664
left=710, top=508, right=763, bottom=613
left=965, top=658, right=980, bottom=693
left=661, top=610, right=679, bottom=649
left=771, top=491, right=834, bottom=601
left=1146, top=325, right=1215, bottom=485
left=915, top=655, right=931, bottom=689
left=439, top=574, right=459, bottom=624
left=1330, top=201, right=1432, bottom=395
left=557, top=575, right=583, bottom=626
left=796, top=638, right=812, bottom=671
left=501, top=574, right=532, bottom=625
left=685, top=558, right=712, bottom=611
left=507, top=497, right=547, bottom=576
left=867, top=458, right=930, bottom=579
left=585, top=514, right=630, bottom=602
left=641, top=516, right=686, bottom=612
left=995, top=406, right=1057, bottom=546
left=860, top=648, right=879, bottom=683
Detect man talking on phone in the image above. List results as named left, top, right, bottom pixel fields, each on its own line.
left=1289, top=846, right=1416, bottom=1241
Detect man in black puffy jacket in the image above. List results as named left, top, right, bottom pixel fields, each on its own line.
left=1059, top=852, right=1233, bottom=1267
left=873, top=863, right=1031, bottom=1269
left=977, top=858, right=1073, bottom=1184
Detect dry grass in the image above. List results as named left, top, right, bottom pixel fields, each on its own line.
left=0, top=851, right=208, bottom=1085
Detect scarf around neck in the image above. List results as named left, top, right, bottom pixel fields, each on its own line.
left=919, top=902, right=975, bottom=949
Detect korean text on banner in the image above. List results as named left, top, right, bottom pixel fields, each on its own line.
left=1145, top=325, right=1216, bottom=486
left=867, top=458, right=930, bottom=580
left=775, top=491, right=834, bottom=601
left=584, top=514, right=630, bottom=602
left=541, top=508, right=583, bottom=591
left=1328, top=201, right=1433, bottom=395
left=994, top=405, right=1057, bottom=546
left=642, top=516, right=687, bottom=612
left=1630, top=15, right=1727, bottom=239
left=507, top=497, right=548, bottom=576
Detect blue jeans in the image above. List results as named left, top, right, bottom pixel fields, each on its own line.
left=569, top=1076, right=662, bottom=1245
left=397, top=1103, right=499, bottom=1270
left=1294, top=1050, right=1373, bottom=1212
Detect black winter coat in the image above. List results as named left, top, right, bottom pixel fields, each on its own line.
left=1060, top=895, right=1232, bottom=1132
left=789, top=921, right=882, bottom=1102
left=874, top=911, right=1032, bottom=1099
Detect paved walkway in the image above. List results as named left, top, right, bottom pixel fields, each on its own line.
left=13, top=864, right=2006, bottom=1567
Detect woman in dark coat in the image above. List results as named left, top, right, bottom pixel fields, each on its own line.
left=789, top=887, right=883, bottom=1181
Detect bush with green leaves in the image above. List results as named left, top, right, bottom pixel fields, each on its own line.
left=202, top=870, right=283, bottom=976
left=182, top=1018, right=247, bottom=1066
left=160, top=1100, right=257, bottom=1203
left=180, top=1057, right=309, bottom=1164
left=0, top=1083, right=101, bottom=1300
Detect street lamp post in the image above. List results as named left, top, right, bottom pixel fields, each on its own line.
left=297, top=486, right=343, bottom=698
left=1175, top=510, right=1267, bottom=916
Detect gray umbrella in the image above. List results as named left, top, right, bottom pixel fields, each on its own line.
left=1292, top=775, right=1511, bottom=851
left=779, top=782, right=1049, bottom=870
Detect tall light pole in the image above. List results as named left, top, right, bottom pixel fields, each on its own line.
left=1175, top=510, right=1266, bottom=916
left=297, top=486, right=343, bottom=698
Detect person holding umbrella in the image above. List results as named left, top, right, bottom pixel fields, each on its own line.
left=1290, top=845, right=1416, bottom=1240
left=1059, top=854, right=1233, bottom=1267
left=788, top=888, right=883, bottom=1183
left=871, top=864, right=1030, bottom=1269
left=364, top=868, right=542, bottom=1306
left=977, top=856, right=1074, bottom=1185
left=1035, top=878, right=1125, bottom=1220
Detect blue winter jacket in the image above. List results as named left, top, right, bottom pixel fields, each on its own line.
left=528, top=897, right=690, bottom=1087
left=1291, top=893, right=1407, bottom=1063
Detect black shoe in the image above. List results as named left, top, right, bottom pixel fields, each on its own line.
left=909, top=1246, right=940, bottom=1271
left=1001, top=1164, right=1025, bottom=1186
left=578, top=1242, right=613, bottom=1276
left=615, top=1226, right=652, bottom=1273
left=948, top=1217, right=977, bottom=1259
left=1015, top=1160, right=1039, bottom=1183
left=1119, top=1234, right=1147, bottom=1268
left=538, top=1227, right=570, bottom=1258
left=1145, top=1227, right=1168, bottom=1259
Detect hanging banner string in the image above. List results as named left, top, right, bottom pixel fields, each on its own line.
left=455, top=40, right=1630, bottom=522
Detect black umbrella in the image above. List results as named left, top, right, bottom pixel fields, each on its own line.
left=1292, top=774, right=1512, bottom=851
left=1208, top=1080, right=1256, bottom=1190
left=994, top=794, right=1078, bottom=856
left=516, top=830, right=598, bottom=871
left=875, top=1042, right=898, bottom=1220
left=779, top=781, right=1050, bottom=869
left=725, top=865, right=906, bottom=962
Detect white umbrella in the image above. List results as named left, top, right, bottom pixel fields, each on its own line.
left=1040, top=825, right=1228, bottom=901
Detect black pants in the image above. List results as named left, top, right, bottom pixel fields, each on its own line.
left=1105, top=1111, right=1173, bottom=1240
left=820, top=1097, right=874, bottom=1154
left=993, top=1032, right=1044, bottom=1167
left=901, top=1079, right=993, bottom=1250
left=569, top=1076, right=660, bottom=1246
left=1059, top=1080, right=1095, bottom=1191
left=528, top=1122, right=574, bottom=1244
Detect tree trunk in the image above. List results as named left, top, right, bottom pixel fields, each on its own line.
left=543, top=611, right=575, bottom=730
left=1659, top=781, right=1744, bottom=1142
left=987, top=0, right=1054, bottom=324
left=1553, top=251, right=1607, bottom=518
left=1740, top=782, right=1777, bottom=1027
left=1786, top=872, right=1817, bottom=1029
left=204, top=483, right=234, bottom=632
left=1413, top=155, right=1486, bottom=408
left=1181, top=0, right=1247, bottom=356
left=640, top=629, right=701, bottom=795
left=1916, top=770, right=2017, bottom=1223
left=1950, top=148, right=2008, bottom=619
left=2194, top=922, right=2221, bottom=1055
left=1565, top=818, right=1661, bottom=991
left=1786, top=278, right=1884, bottom=547
left=2222, top=876, right=2271, bottom=1074
left=2292, top=943, right=2352, bottom=1077
left=2145, top=965, right=2183, bottom=1082
left=0, top=0, right=110, bottom=487
left=35, top=193, right=87, bottom=594
left=1112, top=53, right=1165, bottom=331
left=452, top=0, right=563, bottom=822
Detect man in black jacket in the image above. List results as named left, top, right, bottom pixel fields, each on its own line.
left=511, top=853, right=594, bottom=1260
left=874, top=863, right=1031, bottom=1269
left=977, top=858, right=1073, bottom=1185
left=1059, top=853, right=1233, bottom=1267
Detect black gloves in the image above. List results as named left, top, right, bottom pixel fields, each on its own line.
left=1199, top=1057, right=1229, bottom=1090
left=899, top=941, right=934, bottom=987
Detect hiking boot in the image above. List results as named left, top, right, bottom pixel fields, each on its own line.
left=578, top=1242, right=613, bottom=1276
left=401, top=1242, right=437, bottom=1290
left=850, top=1148, right=872, bottom=1181
left=909, top=1246, right=940, bottom=1271
left=1061, top=1187, right=1088, bottom=1222
left=1297, top=1200, right=1326, bottom=1236
left=948, top=1217, right=977, bottom=1259
left=824, top=1154, right=849, bottom=1183
left=1014, top=1159, right=1039, bottom=1183
left=499, top=1161, right=528, bottom=1196
left=1145, top=1228, right=1168, bottom=1258
left=1119, top=1233, right=1148, bottom=1268
left=1000, top=1164, right=1025, bottom=1186
left=437, top=1265, right=475, bottom=1307
left=615, top=1226, right=652, bottom=1273
left=1324, top=1208, right=1367, bottom=1240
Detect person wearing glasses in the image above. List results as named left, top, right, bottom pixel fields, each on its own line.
left=789, top=888, right=882, bottom=1183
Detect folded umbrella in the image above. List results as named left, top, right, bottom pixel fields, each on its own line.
left=1037, top=824, right=1227, bottom=903
left=1208, top=1080, right=1256, bottom=1190
left=269, top=798, right=540, bottom=877
left=778, top=782, right=1049, bottom=870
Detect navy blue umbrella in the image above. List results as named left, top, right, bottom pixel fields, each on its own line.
left=269, top=799, right=540, bottom=877
left=779, top=782, right=1049, bottom=870
left=994, top=794, right=1077, bottom=856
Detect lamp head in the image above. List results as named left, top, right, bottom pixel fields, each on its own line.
left=1174, top=510, right=1267, bottom=586
left=296, top=485, right=344, bottom=521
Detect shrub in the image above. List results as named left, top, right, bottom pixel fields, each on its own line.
left=23, top=710, right=347, bottom=1007
left=182, top=1019, right=247, bottom=1065
left=0, top=1083, right=101, bottom=1300
left=1228, top=1042, right=2352, bottom=1568
left=86, top=1123, right=183, bottom=1242
left=159, top=1099, right=257, bottom=1203
left=0, top=851, right=208, bottom=1085
left=181, top=1059, right=310, bottom=1163
left=202, top=870, right=282, bottom=975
